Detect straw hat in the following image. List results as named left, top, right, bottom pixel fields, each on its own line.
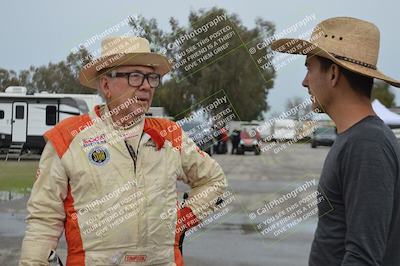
left=271, top=17, right=400, bottom=88
left=79, top=36, right=172, bottom=89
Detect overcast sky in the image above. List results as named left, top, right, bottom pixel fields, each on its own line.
left=1, top=0, right=399, bottom=117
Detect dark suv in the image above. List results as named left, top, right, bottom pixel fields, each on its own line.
left=311, top=127, right=337, bottom=148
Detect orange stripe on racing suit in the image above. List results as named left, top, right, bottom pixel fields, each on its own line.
left=64, top=184, right=85, bottom=265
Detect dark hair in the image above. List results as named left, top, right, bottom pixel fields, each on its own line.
left=316, top=56, right=373, bottom=98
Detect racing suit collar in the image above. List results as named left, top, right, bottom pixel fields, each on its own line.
left=100, top=104, right=145, bottom=131
left=143, top=125, right=165, bottom=150
left=93, top=105, right=165, bottom=150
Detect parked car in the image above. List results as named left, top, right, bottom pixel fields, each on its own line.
left=237, top=128, right=261, bottom=155
left=179, top=120, right=214, bottom=155
left=311, top=127, right=337, bottom=148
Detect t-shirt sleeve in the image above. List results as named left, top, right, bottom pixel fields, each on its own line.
left=341, top=139, right=396, bottom=266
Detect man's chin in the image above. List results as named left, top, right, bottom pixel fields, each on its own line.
left=131, top=103, right=148, bottom=115
left=312, top=102, right=325, bottom=113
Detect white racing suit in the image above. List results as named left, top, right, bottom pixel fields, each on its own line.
left=19, top=105, right=227, bottom=266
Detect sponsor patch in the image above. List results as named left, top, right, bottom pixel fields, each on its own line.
left=88, top=146, right=110, bottom=166
left=82, top=134, right=106, bottom=148
left=122, top=130, right=140, bottom=140
left=124, top=255, right=147, bottom=263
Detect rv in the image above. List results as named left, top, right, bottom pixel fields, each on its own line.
left=0, top=86, right=102, bottom=154
left=0, top=86, right=170, bottom=158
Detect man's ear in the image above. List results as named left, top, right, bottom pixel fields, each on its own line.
left=99, top=76, right=112, bottom=100
left=330, top=64, right=340, bottom=87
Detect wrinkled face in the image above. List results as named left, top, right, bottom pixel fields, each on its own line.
left=99, top=65, right=159, bottom=121
left=302, top=56, right=331, bottom=113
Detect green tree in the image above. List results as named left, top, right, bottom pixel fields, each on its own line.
left=130, top=7, right=276, bottom=120
left=0, top=69, right=20, bottom=91
left=371, top=80, right=395, bottom=108
left=0, top=48, right=93, bottom=94
left=285, top=96, right=311, bottom=120
left=30, top=49, right=93, bottom=94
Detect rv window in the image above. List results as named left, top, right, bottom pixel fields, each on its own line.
left=46, top=106, right=57, bottom=125
left=16, top=106, right=24, bottom=119
left=0, top=110, right=4, bottom=119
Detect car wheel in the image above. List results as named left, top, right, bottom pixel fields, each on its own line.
left=311, top=142, right=317, bottom=148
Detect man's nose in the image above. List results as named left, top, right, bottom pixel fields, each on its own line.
left=139, top=77, right=152, bottom=90
left=302, top=76, right=308, bottom=88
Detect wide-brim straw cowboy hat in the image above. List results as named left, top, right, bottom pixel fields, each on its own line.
left=79, top=36, right=172, bottom=89
left=271, top=17, right=400, bottom=88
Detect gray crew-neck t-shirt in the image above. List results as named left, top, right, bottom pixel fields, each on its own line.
left=309, top=115, right=400, bottom=266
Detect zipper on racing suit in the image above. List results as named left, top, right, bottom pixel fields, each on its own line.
left=124, top=140, right=145, bottom=248
left=124, top=141, right=137, bottom=174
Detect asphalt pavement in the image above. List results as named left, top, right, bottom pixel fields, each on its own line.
left=0, top=143, right=330, bottom=266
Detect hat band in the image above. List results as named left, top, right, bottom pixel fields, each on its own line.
left=331, top=53, right=377, bottom=70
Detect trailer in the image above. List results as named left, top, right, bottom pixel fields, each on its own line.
left=0, top=86, right=102, bottom=159
left=0, top=86, right=170, bottom=160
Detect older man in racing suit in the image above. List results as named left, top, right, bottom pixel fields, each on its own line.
left=19, top=36, right=227, bottom=266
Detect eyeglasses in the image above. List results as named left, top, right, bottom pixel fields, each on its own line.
left=108, top=71, right=161, bottom=88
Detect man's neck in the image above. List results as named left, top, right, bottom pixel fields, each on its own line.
left=326, top=97, right=375, bottom=134
left=112, top=113, right=144, bottom=129
left=103, top=104, right=145, bottom=130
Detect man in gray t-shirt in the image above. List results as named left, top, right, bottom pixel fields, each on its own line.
left=310, top=115, right=400, bottom=265
left=272, top=17, right=400, bottom=265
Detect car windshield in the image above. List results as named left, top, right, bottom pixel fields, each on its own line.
left=240, top=130, right=259, bottom=139
left=180, top=120, right=213, bottom=138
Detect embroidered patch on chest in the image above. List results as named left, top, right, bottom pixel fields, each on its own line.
left=82, top=134, right=106, bottom=148
left=88, top=146, right=110, bottom=166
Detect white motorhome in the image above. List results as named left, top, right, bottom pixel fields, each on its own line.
left=0, top=86, right=102, bottom=155
left=0, top=86, right=168, bottom=159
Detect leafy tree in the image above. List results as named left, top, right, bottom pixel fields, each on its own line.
left=0, top=69, right=20, bottom=91
left=372, top=80, right=395, bottom=108
left=130, top=7, right=276, bottom=120
left=0, top=48, right=93, bottom=94
left=285, top=96, right=311, bottom=120
left=2, top=7, right=277, bottom=120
